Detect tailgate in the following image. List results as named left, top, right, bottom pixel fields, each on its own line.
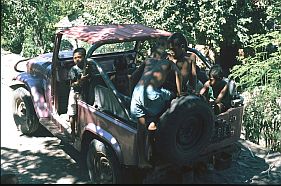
left=201, top=106, right=244, bottom=154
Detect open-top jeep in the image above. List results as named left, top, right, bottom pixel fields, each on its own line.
left=11, top=24, right=244, bottom=183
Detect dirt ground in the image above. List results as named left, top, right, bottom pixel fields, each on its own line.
left=1, top=50, right=280, bottom=184
left=191, top=140, right=281, bottom=184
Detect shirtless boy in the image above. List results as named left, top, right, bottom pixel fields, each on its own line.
left=164, top=32, right=198, bottom=94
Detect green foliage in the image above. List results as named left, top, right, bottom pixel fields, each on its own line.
left=1, top=0, right=77, bottom=56
left=1, top=0, right=275, bottom=57
left=230, top=31, right=281, bottom=91
left=230, top=31, right=281, bottom=151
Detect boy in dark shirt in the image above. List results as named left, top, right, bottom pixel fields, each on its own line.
left=67, top=48, right=91, bottom=139
left=199, top=64, right=231, bottom=114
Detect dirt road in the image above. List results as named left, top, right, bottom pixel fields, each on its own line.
left=1, top=50, right=280, bottom=184
left=1, top=50, right=89, bottom=184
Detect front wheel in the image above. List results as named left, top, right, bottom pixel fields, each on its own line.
left=87, top=139, right=122, bottom=184
left=12, top=87, right=40, bottom=135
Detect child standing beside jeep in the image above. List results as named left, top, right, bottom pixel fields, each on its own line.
left=67, top=48, right=91, bottom=139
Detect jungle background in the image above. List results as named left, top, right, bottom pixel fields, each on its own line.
left=1, top=0, right=280, bottom=151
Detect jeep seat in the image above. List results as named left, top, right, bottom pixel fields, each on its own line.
left=94, top=85, right=130, bottom=121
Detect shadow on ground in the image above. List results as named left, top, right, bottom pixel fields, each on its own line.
left=1, top=137, right=280, bottom=184
left=1, top=139, right=89, bottom=184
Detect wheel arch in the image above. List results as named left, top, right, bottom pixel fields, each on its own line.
left=80, top=129, right=123, bottom=168
left=10, top=73, right=49, bottom=118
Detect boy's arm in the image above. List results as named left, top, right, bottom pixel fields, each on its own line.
left=171, top=62, right=182, bottom=96
left=187, top=54, right=197, bottom=90
left=199, top=80, right=210, bottom=95
left=215, top=84, right=228, bottom=104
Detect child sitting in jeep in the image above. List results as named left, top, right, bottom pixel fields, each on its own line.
left=199, top=64, right=231, bottom=114
left=110, top=56, right=131, bottom=96
left=130, top=42, right=182, bottom=168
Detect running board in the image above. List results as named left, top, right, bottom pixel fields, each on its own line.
left=39, top=117, right=74, bottom=144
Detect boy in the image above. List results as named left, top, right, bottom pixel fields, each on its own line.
left=110, top=55, right=131, bottom=96
left=199, top=64, right=231, bottom=114
left=67, top=48, right=91, bottom=139
left=130, top=43, right=182, bottom=168
left=164, top=32, right=198, bottom=94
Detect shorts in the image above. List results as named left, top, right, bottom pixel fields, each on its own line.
left=130, top=84, right=173, bottom=119
left=67, top=88, right=81, bottom=116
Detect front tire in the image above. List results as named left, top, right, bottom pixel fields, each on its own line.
left=87, top=139, right=122, bottom=184
left=12, top=87, right=40, bottom=135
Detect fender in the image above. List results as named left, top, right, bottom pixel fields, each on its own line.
left=11, top=72, right=50, bottom=118
left=85, top=123, right=123, bottom=164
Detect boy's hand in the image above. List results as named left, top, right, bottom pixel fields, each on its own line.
left=81, top=74, right=89, bottom=81
left=148, top=122, right=157, bottom=131
left=72, top=74, right=89, bottom=87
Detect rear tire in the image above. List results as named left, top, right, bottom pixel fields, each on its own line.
left=12, top=87, right=40, bottom=135
left=155, top=95, right=214, bottom=165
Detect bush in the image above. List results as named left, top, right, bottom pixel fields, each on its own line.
left=230, top=31, right=281, bottom=152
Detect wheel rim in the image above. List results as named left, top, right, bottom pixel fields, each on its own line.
left=15, top=98, right=28, bottom=125
left=15, top=97, right=34, bottom=132
left=88, top=152, right=114, bottom=184
left=176, top=116, right=203, bottom=151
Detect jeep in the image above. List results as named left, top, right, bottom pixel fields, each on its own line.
left=10, top=24, right=244, bottom=183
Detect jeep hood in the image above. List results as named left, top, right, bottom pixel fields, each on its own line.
left=25, top=51, right=72, bottom=76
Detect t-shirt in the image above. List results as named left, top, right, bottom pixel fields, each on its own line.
left=212, top=79, right=231, bottom=109
left=68, top=65, right=84, bottom=92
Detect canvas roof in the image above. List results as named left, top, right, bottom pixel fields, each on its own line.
left=58, top=24, right=172, bottom=44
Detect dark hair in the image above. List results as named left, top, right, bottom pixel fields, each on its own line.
left=73, top=47, right=86, bottom=57
left=150, top=44, right=167, bottom=59
left=167, top=32, right=188, bottom=51
left=114, top=56, right=128, bottom=71
left=209, top=64, right=223, bottom=80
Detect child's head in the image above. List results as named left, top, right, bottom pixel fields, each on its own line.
left=114, top=56, right=128, bottom=72
left=151, top=42, right=167, bottom=59
left=167, top=33, right=188, bottom=56
left=209, top=64, right=223, bottom=86
left=73, top=48, right=86, bottom=66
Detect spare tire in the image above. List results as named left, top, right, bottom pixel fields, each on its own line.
left=155, top=95, right=214, bottom=165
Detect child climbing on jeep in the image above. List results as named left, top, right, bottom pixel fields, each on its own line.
left=199, top=64, right=231, bottom=114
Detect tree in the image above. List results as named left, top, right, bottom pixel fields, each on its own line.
left=1, top=0, right=82, bottom=56
left=230, top=31, right=281, bottom=151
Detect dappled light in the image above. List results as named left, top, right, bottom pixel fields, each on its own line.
left=61, top=24, right=171, bottom=44
left=1, top=140, right=90, bottom=184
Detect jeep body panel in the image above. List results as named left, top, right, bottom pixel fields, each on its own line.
left=202, top=105, right=244, bottom=154
left=78, top=101, right=138, bottom=165
left=13, top=72, right=50, bottom=118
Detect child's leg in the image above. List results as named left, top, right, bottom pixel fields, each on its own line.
left=69, top=115, right=76, bottom=137
left=137, top=118, right=153, bottom=169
